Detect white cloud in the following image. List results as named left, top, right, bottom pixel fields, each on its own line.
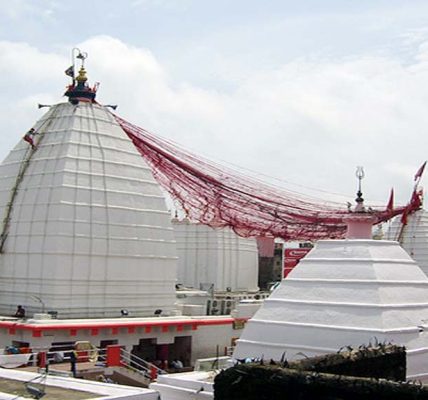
left=1, top=35, right=428, bottom=207
left=0, top=41, right=65, bottom=83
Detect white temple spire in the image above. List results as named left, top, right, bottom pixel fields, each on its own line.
left=0, top=57, right=177, bottom=318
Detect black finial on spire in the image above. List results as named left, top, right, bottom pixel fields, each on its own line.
left=354, top=166, right=365, bottom=212
left=355, top=166, right=364, bottom=203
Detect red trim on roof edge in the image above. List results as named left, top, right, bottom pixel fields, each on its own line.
left=0, top=317, right=247, bottom=335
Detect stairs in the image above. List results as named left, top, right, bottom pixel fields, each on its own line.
left=104, top=348, right=166, bottom=387
left=105, top=365, right=152, bottom=387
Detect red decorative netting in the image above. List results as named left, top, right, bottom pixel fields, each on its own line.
left=114, top=114, right=421, bottom=241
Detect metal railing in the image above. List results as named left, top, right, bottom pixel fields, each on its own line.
left=97, top=347, right=107, bottom=364
left=119, top=348, right=166, bottom=380
left=45, top=348, right=99, bottom=364
left=1, top=347, right=166, bottom=383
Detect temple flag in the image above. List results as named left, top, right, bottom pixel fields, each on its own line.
left=65, top=66, right=74, bottom=78
left=414, top=161, right=427, bottom=181
left=411, top=189, right=423, bottom=210
left=401, top=209, right=408, bottom=225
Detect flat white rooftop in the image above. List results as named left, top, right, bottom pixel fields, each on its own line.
left=0, top=314, right=243, bottom=340
left=0, top=314, right=236, bottom=327
left=151, top=370, right=216, bottom=400
left=0, top=367, right=158, bottom=399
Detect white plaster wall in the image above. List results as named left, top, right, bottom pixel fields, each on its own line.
left=0, top=326, right=195, bottom=353
left=151, top=372, right=215, bottom=400
left=0, top=102, right=177, bottom=318
left=191, top=324, right=243, bottom=363
left=172, top=221, right=258, bottom=292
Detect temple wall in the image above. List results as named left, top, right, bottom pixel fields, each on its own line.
left=172, top=221, right=259, bottom=292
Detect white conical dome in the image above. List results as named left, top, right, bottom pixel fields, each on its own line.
left=233, top=238, right=428, bottom=380
left=0, top=102, right=177, bottom=318
left=385, top=209, right=428, bottom=277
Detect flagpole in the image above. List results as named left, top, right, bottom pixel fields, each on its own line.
left=71, top=47, right=80, bottom=85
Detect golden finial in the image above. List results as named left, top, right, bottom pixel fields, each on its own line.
left=76, top=67, right=88, bottom=83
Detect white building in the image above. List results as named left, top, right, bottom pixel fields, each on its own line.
left=233, top=213, right=428, bottom=381
left=0, top=314, right=245, bottom=368
left=0, top=62, right=249, bottom=371
left=172, top=219, right=259, bottom=292
left=0, top=67, right=177, bottom=319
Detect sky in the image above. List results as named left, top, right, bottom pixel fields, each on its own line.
left=1, top=0, right=428, bottom=206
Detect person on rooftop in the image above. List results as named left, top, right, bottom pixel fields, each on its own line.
left=23, top=128, right=37, bottom=150
left=14, top=305, right=25, bottom=318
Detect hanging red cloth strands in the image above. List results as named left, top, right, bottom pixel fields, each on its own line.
left=114, top=114, right=422, bottom=241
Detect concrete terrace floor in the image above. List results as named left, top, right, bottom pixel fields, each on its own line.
left=0, top=376, right=101, bottom=399
left=0, top=361, right=104, bottom=399
left=0, top=363, right=159, bottom=399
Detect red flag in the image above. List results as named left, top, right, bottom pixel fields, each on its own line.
left=386, top=188, right=394, bottom=212
left=414, top=161, right=427, bottom=181
left=401, top=209, right=408, bottom=225
left=410, top=189, right=423, bottom=210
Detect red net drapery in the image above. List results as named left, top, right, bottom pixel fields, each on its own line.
left=115, top=115, right=420, bottom=241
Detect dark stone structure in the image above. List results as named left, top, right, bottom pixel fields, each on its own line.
left=214, top=345, right=428, bottom=400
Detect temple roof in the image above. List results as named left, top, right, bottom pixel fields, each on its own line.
left=0, top=101, right=177, bottom=318
left=233, top=237, right=428, bottom=380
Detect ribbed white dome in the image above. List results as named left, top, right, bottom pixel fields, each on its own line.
left=0, top=102, right=177, bottom=318
left=172, top=219, right=259, bottom=292
left=385, top=209, right=428, bottom=277
left=233, top=239, right=428, bottom=380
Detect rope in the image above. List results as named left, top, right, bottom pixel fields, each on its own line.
left=113, top=113, right=420, bottom=241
